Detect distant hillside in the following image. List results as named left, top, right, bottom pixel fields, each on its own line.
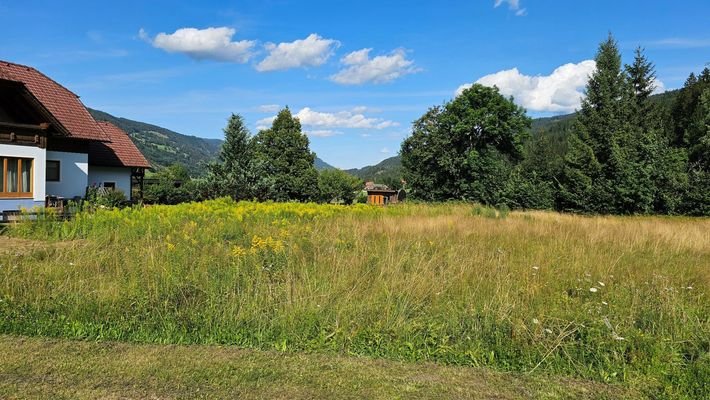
left=89, top=109, right=335, bottom=175
left=315, top=157, right=336, bottom=170
left=88, top=109, right=222, bottom=176
left=346, top=156, right=403, bottom=188
left=531, top=89, right=680, bottom=134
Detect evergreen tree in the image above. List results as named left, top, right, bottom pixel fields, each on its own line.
left=669, top=69, right=710, bottom=215
left=206, top=114, right=255, bottom=200
left=252, top=108, right=319, bottom=202
left=560, top=35, right=653, bottom=214
left=624, top=47, right=670, bottom=213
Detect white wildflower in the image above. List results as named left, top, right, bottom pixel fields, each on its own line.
left=602, top=301, right=608, bottom=306
left=532, top=318, right=540, bottom=325
left=544, top=328, right=553, bottom=334
left=589, top=287, right=598, bottom=293
left=612, top=333, right=625, bottom=341
left=598, top=281, right=605, bottom=287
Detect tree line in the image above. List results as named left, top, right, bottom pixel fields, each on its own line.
left=401, top=35, right=709, bottom=215
left=144, top=108, right=362, bottom=205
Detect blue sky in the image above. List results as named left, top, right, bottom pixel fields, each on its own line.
left=1, top=1, right=709, bottom=168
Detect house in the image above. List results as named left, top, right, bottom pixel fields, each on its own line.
left=0, top=60, right=150, bottom=217
left=365, top=181, right=402, bottom=205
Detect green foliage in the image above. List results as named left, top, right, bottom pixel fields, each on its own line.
left=401, top=84, right=531, bottom=204
left=317, top=169, right=362, bottom=204
left=252, top=108, right=319, bottom=202
left=144, top=164, right=203, bottom=205
left=205, top=114, right=257, bottom=200
left=3, top=201, right=708, bottom=398
left=88, top=109, right=222, bottom=177
left=346, top=156, right=405, bottom=190
left=85, top=186, right=128, bottom=209
left=558, top=36, right=684, bottom=215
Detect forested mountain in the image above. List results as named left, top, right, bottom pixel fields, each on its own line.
left=88, top=109, right=222, bottom=176
left=88, top=109, right=335, bottom=175
left=346, top=156, right=403, bottom=189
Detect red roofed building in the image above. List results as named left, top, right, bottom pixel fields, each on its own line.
left=0, top=60, right=150, bottom=214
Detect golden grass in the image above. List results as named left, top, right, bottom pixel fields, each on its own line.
left=2, top=201, right=708, bottom=398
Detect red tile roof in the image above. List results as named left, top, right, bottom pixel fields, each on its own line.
left=90, top=122, right=151, bottom=168
left=0, top=60, right=108, bottom=141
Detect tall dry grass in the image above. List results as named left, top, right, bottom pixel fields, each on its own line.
left=1, top=200, right=708, bottom=398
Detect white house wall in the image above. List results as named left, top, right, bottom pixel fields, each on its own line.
left=45, top=151, right=88, bottom=199
left=88, top=166, right=132, bottom=196
left=0, top=144, right=46, bottom=212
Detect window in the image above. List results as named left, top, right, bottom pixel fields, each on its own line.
left=103, top=182, right=116, bottom=190
left=46, top=160, right=60, bottom=182
left=1, top=157, right=33, bottom=198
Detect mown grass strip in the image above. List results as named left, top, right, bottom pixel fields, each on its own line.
left=0, top=335, right=637, bottom=400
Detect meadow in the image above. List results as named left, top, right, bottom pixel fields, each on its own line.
left=1, top=200, right=708, bottom=398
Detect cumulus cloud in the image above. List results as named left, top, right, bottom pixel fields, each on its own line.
left=256, top=34, right=339, bottom=72
left=256, top=107, right=399, bottom=132
left=141, top=27, right=256, bottom=63
left=295, top=107, right=398, bottom=129
left=330, top=48, right=420, bottom=85
left=380, top=147, right=391, bottom=154
left=495, top=0, right=526, bottom=16
left=457, top=60, right=597, bottom=113
left=257, top=104, right=280, bottom=113
left=305, top=129, right=342, bottom=138
left=652, top=78, right=666, bottom=94
left=645, top=37, right=710, bottom=49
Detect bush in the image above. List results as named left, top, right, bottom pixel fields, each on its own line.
left=85, top=185, right=127, bottom=208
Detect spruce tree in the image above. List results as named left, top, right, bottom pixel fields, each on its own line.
left=560, top=35, right=657, bottom=214
left=560, top=35, right=624, bottom=213
left=252, top=108, right=319, bottom=202
left=206, top=114, right=255, bottom=200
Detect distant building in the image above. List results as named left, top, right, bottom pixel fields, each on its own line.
left=365, top=181, right=402, bottom=205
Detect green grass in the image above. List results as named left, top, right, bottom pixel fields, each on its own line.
left=1, top=200, right=708, bottom=398
left=0, top=334, right=636, bottom=399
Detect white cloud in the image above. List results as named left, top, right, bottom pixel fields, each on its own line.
left=257, top=104, right=280, bottom=113
left=652, top=78, right=666, bottom=94
left=255, top=116, right=276, bottom=131
left=142, top=27, right=256, bottom=63
left=295, top=107, right=398, bottom=129
left=256, top=34, right=339, bottom=72
left=256, top=107, right=399, bottom=131
left=457, top=60, right=597, bottom=113
left=330, top=48, right=420, bottom=85
left=495, top=0, right=526, bottom=16
left=380, top=147, right=391, bottom=154
left=305, top=129, right=343, bottom=138
left=459, top=60, right=667, bottom=113
left=646, top=38, right=710, bottom=49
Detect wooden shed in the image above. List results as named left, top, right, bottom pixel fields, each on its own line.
left=365, top=182, right=400, bottom=205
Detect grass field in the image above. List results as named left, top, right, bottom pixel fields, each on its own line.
left=0, top=334, right=635, bottom=399
left=1, top=200, right=708, bottom=398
